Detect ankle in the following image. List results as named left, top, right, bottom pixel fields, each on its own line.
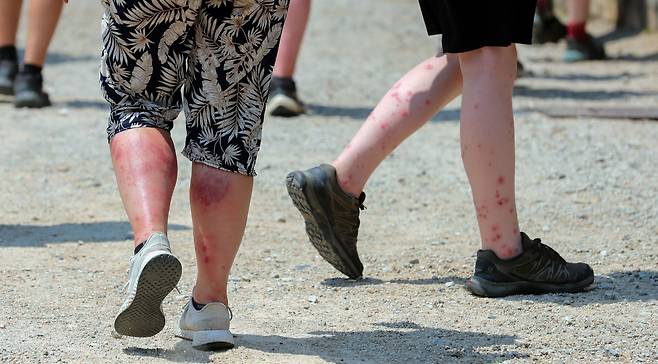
left=0, top=45, right=17, bottom=63
left=484, top=234, right=523, bottom=260
left=331, top=162, right=363, bottom=198
left=567, top=22, right=588, bottom=41
left=193, top=287, right=228, bottom=306
left=21, top=64, right=43, bottom=75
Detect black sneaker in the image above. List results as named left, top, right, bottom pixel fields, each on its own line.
left=14, top=72, right=51, bottom=108
left=268, top=77, right=305, bottom=117
left=0, top=60, right=18, bottom=95
left=466, top=232, right=594, bottom=297
left=286, top=164, right=365, bottom=279
left=532, top=15, right=567, bottom=44
left=564, top=35, right=607, bottom=62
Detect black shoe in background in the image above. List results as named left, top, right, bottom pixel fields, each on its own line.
left=467, top=232, right=594, bottom=297
left=0, top=60, right=18, bottom=96
left=268, top=77, right=305, bottom=117
left=286, top=164, right=365, bottom=279
left=533, top=15, right=567, bottom=44
left=14, top=70, right=51, bottom=108
left=564, top=35, right=607, bottom=62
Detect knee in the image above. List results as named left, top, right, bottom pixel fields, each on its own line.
left=459, top=46, right=516, bottom=77
left=460, top=46, right=517, bottom=82
left=190, top=165, right=234, bottom=207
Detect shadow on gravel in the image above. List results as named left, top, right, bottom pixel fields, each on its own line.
left=123, top=344, right=212, bottom=363
left=526, top=72, right=640, bottom=82
left=513, top=85, right=649, bottom=100
left=320, top=276, right=467, bottom=287
left=45, top=51, right=97, bottom=65
left=500, top=270, right=658, bottom=307
left=62, top=99, right=109, bottom=110
left=306, top=103, right=460, bottom=122
left=0, top=221, right=190, bottom=247
left=238, top=321, right=524, bottom=363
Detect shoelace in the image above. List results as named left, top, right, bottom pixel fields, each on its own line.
left=357, top=193, right=367, bottom=211
left=534, top=238, right=566, bottom=264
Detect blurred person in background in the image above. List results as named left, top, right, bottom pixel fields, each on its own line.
left=268, top=0, right=608, bottom=119
left=0, top=0, right=63, bottom=108
left=534, top=0, right=606, bottom=61
left=268, top=0, right=309, bottom=117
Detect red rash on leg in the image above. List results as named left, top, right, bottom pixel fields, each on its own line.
left=401, top=111, right=409, bottom=117
left=425, top=99, right=431, bottom=106
left=424, top=63, right=434, bottom=70
left=497, top=176, right=505, bottom=185
left=390, top=92, right=402, bottom=103
left=512, top=228, right=519, bottom=235
left=380, top=121, right=390, bottom=130
left=491, top=225, right=500, bottom=232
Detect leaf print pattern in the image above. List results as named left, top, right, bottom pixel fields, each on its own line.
left=101, top=0, right=288, bottom=176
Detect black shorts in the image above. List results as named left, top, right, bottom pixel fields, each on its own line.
left=419, top=0, right=537, bottom=53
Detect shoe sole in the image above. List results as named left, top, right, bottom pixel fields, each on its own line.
left=0, top=85, right=13, bottom=95
left=114, top=254, right=182, bottom=337
left=286, top=171, right=362, bottom=279
left=466, top=274, right=595, bottom=298
left=178, top=329, right=235, bottom=351
left=14, top=91, right=51, bottom=108
left=268, top=94, right=304, bottom=117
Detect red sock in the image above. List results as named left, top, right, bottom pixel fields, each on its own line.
left=567, top=22, right=587, bottom=40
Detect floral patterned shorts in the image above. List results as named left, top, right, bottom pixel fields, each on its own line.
left=101, top=0, right=288, bottom=176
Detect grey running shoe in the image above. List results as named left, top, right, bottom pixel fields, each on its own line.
left=564, top=35, right=607, bottom=62
left=267, top=77, right=305, bottom=117
left=467, top=232, right=594, bottom=297
left=14, top=72, right=51, bottom=108
left=0, top=60, right=18, bottom=95
left=114, top=232, right=182, bottom=337
left=286, top=164, right=365, bottom=279
left=177, top=298, right=235, bottom=350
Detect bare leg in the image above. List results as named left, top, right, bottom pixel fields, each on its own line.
left=190, top=164, right=253, bottom=306
left=567, top=0, right=590, bottom=24
left=110, top=128, right=178, bottom=246
left=24, top=0, right=63, bottom=66
left=458, top=46, right=521, bottom=259
left=0, top=0, right=22, bottom=47
left=273, top=0, right=310, bottom=78
left=332, top=54, right=463, bottom=197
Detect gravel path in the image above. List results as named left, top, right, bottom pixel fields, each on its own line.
left=0, top=1, right=657, bottom=363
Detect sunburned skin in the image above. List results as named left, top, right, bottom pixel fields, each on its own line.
left=110, top=128, right=178, bottom=244
left=189, top=164, right=253, bottom=305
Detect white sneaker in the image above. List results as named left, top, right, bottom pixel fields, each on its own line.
left=177, top=298, right=235, bottom=350
left=114, top=232, right=182, bottom=337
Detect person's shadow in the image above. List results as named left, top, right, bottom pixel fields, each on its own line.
left=124, top=321, right=524, bottom=363
left=0, top=221, right=189, bottom=247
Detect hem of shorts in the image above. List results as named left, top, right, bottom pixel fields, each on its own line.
left=181, top=148, right=258, bottom=177
left=106, top=123, right=173, bottom=144
left=441, top=40, right=532, bottom=54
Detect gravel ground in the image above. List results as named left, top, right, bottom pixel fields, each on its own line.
left=1, top=1, right=657, bottom=363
